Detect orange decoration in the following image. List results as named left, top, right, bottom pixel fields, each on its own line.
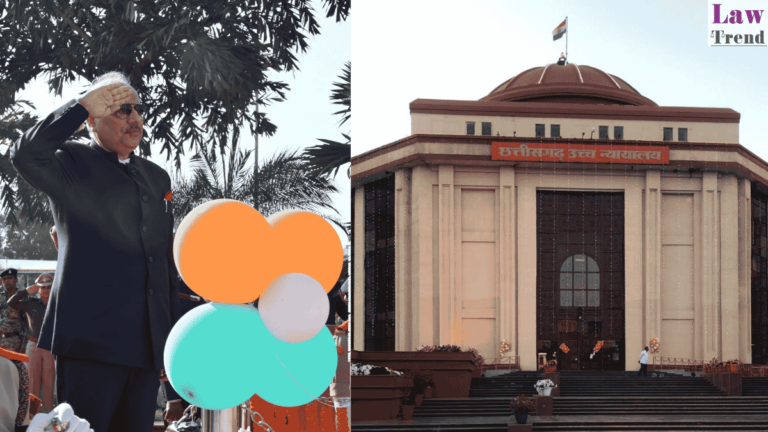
left=250, top=394, right=339, bottom=431
left=337, top=320, right=349, bottom=332
left=593, top=341, right=604, bottom=353
left=0, top=346, right=29, bottom=363
left=174, top=201, right=344, bottom=303
left=559, top=343, right=570, bottom=354
left=164, top=190, right=173, bottom=202
left=335, top=406, right=350, bottom=432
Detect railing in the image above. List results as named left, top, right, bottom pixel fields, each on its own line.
left=649, top=356, right=704, bottom=372
left=739, top=364, right=768, bottom=377
left=481, top=355, right=521, bottom=372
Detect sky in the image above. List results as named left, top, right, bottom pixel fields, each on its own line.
left=352, top=0, right=768, bottom=159
left=16, top=6, right=351, bottom=246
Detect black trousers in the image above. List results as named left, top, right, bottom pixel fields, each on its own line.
left=638, top=363, right=648, bottom=376
left=56, top=355, right=159, bottom=432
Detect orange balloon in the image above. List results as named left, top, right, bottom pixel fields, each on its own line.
left=174, top=200, right=343, bottom=303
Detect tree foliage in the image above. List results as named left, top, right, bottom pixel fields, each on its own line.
left=0, top=215, right=57, bottom=260
left=0, top=0, right=349, bottom=225
left=172, top=145, right=348, bottom=238
left=303, top=61, right=350, bottom=178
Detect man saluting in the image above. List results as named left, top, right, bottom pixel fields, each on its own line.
left=12, top=72, right=180, bottom=432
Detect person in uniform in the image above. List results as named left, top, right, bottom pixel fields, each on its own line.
left=9, top=274, right=56, bottom=412
left=0, top=346, right=30, bottom=432
left=0, top=269, right=27, bottom=354
left=12, top=72, right=180, bottom=432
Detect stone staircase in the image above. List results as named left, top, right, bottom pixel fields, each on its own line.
left=351, top=371, right=768, bottom=431
left=558, top=371, right=725, bottom=397
left=743, top=377, right=768, bottom=396
left=469, top=372, right=541, bottom=398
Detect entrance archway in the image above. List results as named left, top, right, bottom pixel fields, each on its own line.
left=536, top=191, right=625, bottom=371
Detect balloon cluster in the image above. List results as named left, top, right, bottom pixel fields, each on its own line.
left=163, top=200, right=344, bottom=410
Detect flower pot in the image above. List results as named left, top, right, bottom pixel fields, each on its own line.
left=351, top=375, right=414, bottom=421
left=401, top=405, right=415, bottom=420
left=514, top=412, right=528, bottom=425
left=424, top=387, right=433, bottom=399
left=537, top=387, right=552, bottom=396
left=351, top=351, right=475, bottom=398
left=414, top=394, right=424, bottom=407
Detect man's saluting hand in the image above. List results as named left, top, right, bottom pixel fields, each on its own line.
left=77, top=83, right=133, bottom=118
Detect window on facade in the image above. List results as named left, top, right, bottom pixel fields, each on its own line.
left=481, top=122, right=492, bottom=135
left=551, top=124, right=560, bottom=137
left=466, top=122, right=475, bottom=135
left=560, top=254, right=600, bottom=307
left=752, top=185, right=768, bottom=364
left=599, top=126, right=609, bottom=139
left=535, top=124, right=545, bottom=137
left=663, top=127, right=673, bottom=141
left=364, top=175, right=396, bottom=351
left=678, top=128, right=688, bottom=142
left=614, top=126, right=624, bottom=140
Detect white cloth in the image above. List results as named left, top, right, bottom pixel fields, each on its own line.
left=340, top=279, right=349, bottom=294
left=0, top=357, right=19, bottom=432
left=639, top=350, right=648, bottom=365
left=27, top=403, right=93, bottom=432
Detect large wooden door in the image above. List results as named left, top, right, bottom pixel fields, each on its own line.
left=536, top=191, right=625, bottom=371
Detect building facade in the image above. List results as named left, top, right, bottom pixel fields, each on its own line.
left=351, top=63, right=768, bottom=372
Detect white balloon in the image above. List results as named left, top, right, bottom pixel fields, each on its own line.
left=259, top=273, right=330, bottom=343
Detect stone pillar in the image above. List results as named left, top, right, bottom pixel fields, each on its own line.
left=395, top=169, right=413, bottom=350
left=720, top=174, right=739, bottom=361
left=625, top=184, right=644, bottom=371
left=738, top=178, right=752, bottom=363
left=353, top=186, right=366, bottom=351
left=411, top=166, right=435, bottom=348
left=499, top=166, right=517, bottom=359
left=438, top=165, right=455, bottom=344
left=517, top=184, right=537, bottom=371
left=644, top=171, right=662, bottom=351
left=702, top=172, right=719, bottom=360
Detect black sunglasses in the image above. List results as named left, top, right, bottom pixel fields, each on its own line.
left=114, top=104, right=147, bottom=118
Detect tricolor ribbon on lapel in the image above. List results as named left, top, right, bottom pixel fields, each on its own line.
left=164, top=190, right=172, bottom=213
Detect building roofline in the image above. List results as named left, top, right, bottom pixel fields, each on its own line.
left=351, top=134, right=768, bottom=188
left=409, top=99, right=740, bottom=123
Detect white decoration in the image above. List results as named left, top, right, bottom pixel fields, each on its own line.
left=259, top=273, right=330, bottom=343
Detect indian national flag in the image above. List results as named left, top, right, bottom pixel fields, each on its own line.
left=552, top=19, right=567, bottom=41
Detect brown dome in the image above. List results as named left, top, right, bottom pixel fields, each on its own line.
left=482, top=64, right=657, bottom=106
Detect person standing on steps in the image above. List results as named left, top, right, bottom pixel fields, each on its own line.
left=638, top=346, right=649, bottom=377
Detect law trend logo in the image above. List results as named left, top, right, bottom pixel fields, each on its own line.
left=708, top=1, right=766, bottom=46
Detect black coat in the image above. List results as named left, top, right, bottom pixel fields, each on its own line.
left=11, top=100, right=180, bottom=370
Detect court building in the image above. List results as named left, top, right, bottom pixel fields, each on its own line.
left=351, top=62, right=768, bottom=371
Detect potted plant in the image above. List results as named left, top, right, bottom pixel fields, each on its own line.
left=351, top=363, right=413, bottom=421
left=412, top=372, right=430, bottom=407
left=534, top=379, right=557, bottom=396
left=352, top=346, right=476, bottom=398
left=466, top=348, right=485, bottom=378
left=509, top=394, right=534, bottom=425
